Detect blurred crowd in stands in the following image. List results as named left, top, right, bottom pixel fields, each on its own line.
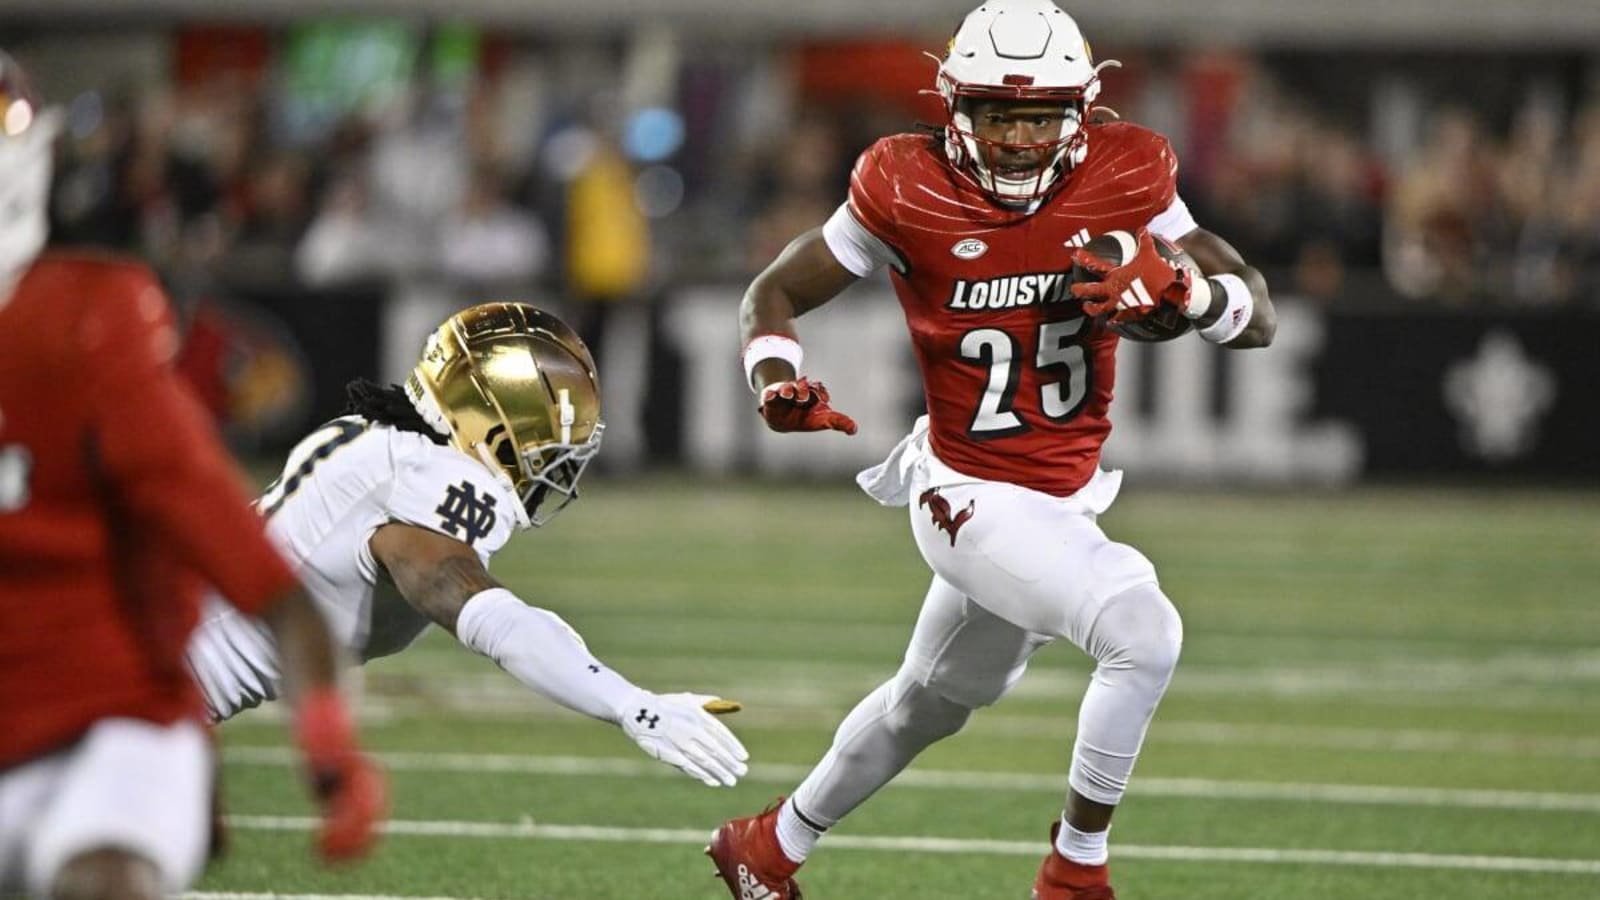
left=30, top=33, right=1600, bottom=316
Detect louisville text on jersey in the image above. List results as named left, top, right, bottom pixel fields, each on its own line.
left=946, top=271, right=1077, bottom=311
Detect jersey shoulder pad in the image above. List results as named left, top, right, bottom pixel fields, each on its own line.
left=72, top=255, right=178, bottom=388
left=35, top=248, right=161, bottom=286
left=388, top=435, right=519, bottom=556
left=848, top=133, right=939, bottom=244
left=1078, top=122, right=1178, bottom=213
left=12, top=252, right=170, bottom=359
left=35, top=250, right=166, bottom=317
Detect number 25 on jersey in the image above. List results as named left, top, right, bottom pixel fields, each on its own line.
left=959, top=317, right=1091, bottom=438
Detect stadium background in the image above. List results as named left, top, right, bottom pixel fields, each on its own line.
left=3, top=2, right=1598, bottom=898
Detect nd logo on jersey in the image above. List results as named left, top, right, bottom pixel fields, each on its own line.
left=0, top=445, right=32, bottom=513
left=435, top=480, right=498, bottom=545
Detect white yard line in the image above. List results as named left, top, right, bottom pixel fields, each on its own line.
left=341, top=652, right=1600, bottom=722
left=230, top=666, right=1600, bottom=759
left=365, top=652, right=1600, bottom=701
left=186, top=894, right=484, bottom=900
left=380, top=647, right=1600, bottom=688
left=223, top=747, right=1600, bottom=813
left=1148, top=720, right=1600, bottom=759
left=232, top=693, right=1600, bottom=759
left=223, top=815, right=1600, bottom=876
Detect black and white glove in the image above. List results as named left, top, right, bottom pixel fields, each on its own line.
left=618, top=690, right=749, bottom=787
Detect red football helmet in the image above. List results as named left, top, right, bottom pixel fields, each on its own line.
left=0, top=52, right=59, bottom=297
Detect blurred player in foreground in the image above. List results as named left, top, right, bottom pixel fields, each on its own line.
left=709, top=2, right=1275, bottom=898
left=185, top=302, right=749, bottom=789
left=0, top=53, right=383, bottom=900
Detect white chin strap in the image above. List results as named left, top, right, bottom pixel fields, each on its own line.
left=474, top=441, right=533, bottom=529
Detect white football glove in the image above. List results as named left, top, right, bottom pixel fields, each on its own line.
left=617, top=691, right=749, bottom=787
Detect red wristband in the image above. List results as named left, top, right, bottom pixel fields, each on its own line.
left=294, top=687, right=357, bottom=763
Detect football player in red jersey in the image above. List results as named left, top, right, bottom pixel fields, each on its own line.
left=708, top=3, right=1276, bottom=898
left=0, top=53, right=384, bottom=900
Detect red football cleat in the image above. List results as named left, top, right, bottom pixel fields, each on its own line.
left=706, top=799, right=804, bottom=900
left=1032, top=822, right=1116, bottom=900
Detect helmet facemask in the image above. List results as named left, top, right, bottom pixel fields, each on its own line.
left=946, top=92, right=1087, bottom=205
left=480, top=399, right=604, bottom=529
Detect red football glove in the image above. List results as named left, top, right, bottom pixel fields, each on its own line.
left=1071, top=228, right=1193, bottom=323
left=294, top=688, right=387, bottom=862
left=758, top=377, right=858, bottom=435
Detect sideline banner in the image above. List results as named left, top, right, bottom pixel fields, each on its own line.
left=1316, top=309, right=1598, bottom=479
left=654, top=288, right=1596, bottom=484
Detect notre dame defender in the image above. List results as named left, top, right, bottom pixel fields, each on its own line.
left=186, top=302, right=748, bottom=788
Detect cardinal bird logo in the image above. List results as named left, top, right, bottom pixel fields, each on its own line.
left=919, top=488, right=976, bottom=547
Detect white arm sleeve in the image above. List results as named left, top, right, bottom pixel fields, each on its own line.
left=822, top=203, right=901, bottom=277
left=1148, top=193, right=1199, bottom=243
left=455, top=587, right=636, bottom=722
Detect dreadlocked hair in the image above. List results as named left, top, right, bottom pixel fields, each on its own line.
left=344, top=378, right=447, bottom=444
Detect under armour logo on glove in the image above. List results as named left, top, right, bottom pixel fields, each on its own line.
left=435, top=480, right=498, bottom=545
left=619, top=691, right=749, bottom=787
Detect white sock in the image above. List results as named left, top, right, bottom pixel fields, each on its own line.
left=1056, top=815, right=1109, bottom=866
left=775, top=799, right=825, bottom=864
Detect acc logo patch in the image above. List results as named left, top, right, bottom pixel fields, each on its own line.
left=951, top=238, right=988, bottom=260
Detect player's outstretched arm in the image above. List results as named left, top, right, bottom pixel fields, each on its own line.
left=371, top=523, right=750, bottom=786
left=741, top=227, right=861, bottom=433
left=1176, top=227, right=1276, bottom=349
left=260, top=588, right=388, bottom=862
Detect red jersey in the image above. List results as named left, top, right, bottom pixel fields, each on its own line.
left=847, top=122, right=1179, bottom=495
left=0, top=251, right=297, bottom=768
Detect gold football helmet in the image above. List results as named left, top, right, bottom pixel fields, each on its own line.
left=405, top=302, right=603, bottom=528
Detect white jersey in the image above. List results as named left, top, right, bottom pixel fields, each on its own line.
left=186, top=417, right=520, bottom=720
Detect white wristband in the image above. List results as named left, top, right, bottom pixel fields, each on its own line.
left=1182, top=274, right=1213, bottom=320
left=741, top=334, right=803, bottom=393
left=1196, top=274, right=1253, bottom=344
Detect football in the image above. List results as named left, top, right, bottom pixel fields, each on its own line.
left=1070, top=231, right=1200, bottom=342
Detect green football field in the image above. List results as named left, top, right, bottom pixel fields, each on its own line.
left=197, top=479, right=1600, bottom=900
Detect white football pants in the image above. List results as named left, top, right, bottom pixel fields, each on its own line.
left=792, top=475, right=1182, bottom=826
left=0, top=718, right=212, bottom=897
